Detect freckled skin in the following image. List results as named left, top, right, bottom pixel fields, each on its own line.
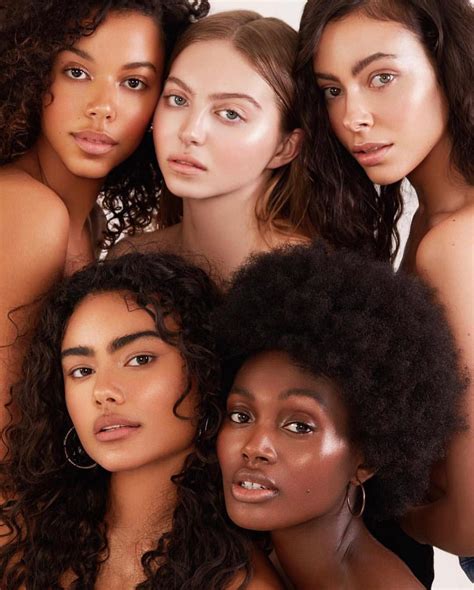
left=62, top=292, right=195, bottom=474
left=313, top=13, right=448, bottom=186
left=217, top=350, right=360, bottom=532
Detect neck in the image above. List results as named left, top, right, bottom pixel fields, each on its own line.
left=271, top=512, right=366, bottom=590
left=407, top=133, right=473, bottom=220
left=178, top=178, right=280, bottom=281
left=30, top=136, right=104, bottom=231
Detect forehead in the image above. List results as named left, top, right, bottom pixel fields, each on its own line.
left=169, top=39, right=277, bottom=101
left=62, top=292, right=156, bottom=346
left=314, top=12, right=427, bottom=69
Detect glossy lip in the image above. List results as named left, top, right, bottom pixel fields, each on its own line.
left=352, top=142, right=393, bottom=167
left=230, top=469, right=279, bottom=503
left=167, top=153, right=207, bottom=174
left=72, top=130, right=118, bottom=156
left=93, top=414, right=141, bottom=442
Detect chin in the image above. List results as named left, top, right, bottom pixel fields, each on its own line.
left=363, top=166, right=406, bottom=186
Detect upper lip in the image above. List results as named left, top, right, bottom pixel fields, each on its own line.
left=352, top=142, right=391, bottom=154
left=232, top=469, right=278, bottom=491
left=73, top=130, right=118, bottom=145
left=93, top=414, right=141, bottom=434
left=168, top=154, right=207, bottom=170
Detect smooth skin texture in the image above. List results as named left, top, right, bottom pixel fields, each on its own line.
left=113, top=39, right=304, bottom=282
left=218, top=351, right=423, bottom=590
left=0, top=11, right=163, bottom=438
left=313, top=12, right=474, bottom=554
left=59, top=292, right=283, bottom=589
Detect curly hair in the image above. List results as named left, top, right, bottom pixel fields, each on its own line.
left=0, top=0, right=210, bottom=248
left=158, top=10, right=313, bottom=239
left=213, top=242, right=467, bottom=521
left=0, top=252, right=252, bottom=589
left=295, top=0, right=474, bottom=261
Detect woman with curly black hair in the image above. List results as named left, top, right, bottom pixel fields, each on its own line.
left=214, top=243, right=466, bottom=590
left=295, top=0, right=474, bottom=558
left=0, top=252, right=282, bottom=589
left=0, top=0, right=210, bottom=434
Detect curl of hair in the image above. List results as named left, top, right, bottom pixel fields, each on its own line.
left=0, top=0, right=210, bottom=249
left=0, top=252, right=251, bottom=589
left=213, top=242, right=467, bottom=521
left=158, top=10, right=314, bottom=239
left=295, top=0, right=474, bottom=261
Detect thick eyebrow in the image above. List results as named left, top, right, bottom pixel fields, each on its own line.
left=314, top=52, right=397, bottom=82
left=61, top=331, right=161, bottom=359
left=278, top=387, right=327, bottom=408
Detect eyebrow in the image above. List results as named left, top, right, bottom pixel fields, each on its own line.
left=314, top=52, right=397, bottom=82
left=228, top=386, right=255, bottom=400
left=165, top=76, right=261, bottom=109
left=61, top=330, right=161, bottom=359
left=279, top=387, right=327, bottom=408
left=63, top=49, right=157, bottom=73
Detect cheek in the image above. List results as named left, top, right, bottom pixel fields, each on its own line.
left=217, top=426, right=241, bottom=473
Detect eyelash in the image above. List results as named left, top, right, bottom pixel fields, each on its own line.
left=284, top=421, right=314, bottom=435
left=321, top=72, right=396, bottom=100
left=63, top=67, right=147, bottom=91
left=228, top=410, right=251, bottom=424
left=164, top=94, right=244, bottom=123
left=126, top=354, right=155, bottom=367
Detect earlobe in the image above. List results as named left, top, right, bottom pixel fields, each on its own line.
left=267, top=128, right=304, bottom=170
left=353, top=464, right=376, bottom=485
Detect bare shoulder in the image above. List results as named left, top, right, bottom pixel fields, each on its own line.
left=108, top=224, right=182, bottom=259
left=226, top=549, right=285, bottom=590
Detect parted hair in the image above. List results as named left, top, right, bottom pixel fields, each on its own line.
left=159, top=10, right=314, bottom=239
left=295, top=0, right=474, bottom=261
left=213, top=242, right=467, bottom=521
left=0, top=0, right=210, bottom=248
left=0, top=252, right=252, bottom=589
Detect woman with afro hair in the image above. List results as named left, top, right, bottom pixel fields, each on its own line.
left=0, top=0, right=209, bottom=435
left=214, top=242, right=466, bottom=590
left=0, top=252, right=282, bottom=589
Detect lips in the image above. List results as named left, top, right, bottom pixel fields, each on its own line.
left=352, top=142, right=393, bottom=167
left=72, top=130, right=118, bottom=156
left=93, top=414, right=141, bottom=442
left=229, top=469, right=279, bottom=503
left=167, top=154, right=207, bottom=174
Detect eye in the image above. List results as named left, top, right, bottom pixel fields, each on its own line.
left=124, top=78, right=146, bottom=91
left=166, top=94, right=188, bottom=107
left=284, top=421, right=314, bottom=434
left=322, top=86, right=341, bottom=100
left=371, top=73, right=395, bottom=88
left=69, top=366, right=94, bottom=379
left=126, top=354, right=155, bottom=367
left=64, top=67, right=88, bottom=80
left=216, top=109, right=242, bottom=122
left=228, top=410, right=251, bottom=424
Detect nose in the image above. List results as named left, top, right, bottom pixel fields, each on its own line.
left=178, top=108, right=206, bottom=146
left=241, top=425, right=277, bottom=466
left=92, top=372, right=125, bottom=406
left=342, top=93, right=373, bottom=133
left=85, top=82, right=117, bottom=122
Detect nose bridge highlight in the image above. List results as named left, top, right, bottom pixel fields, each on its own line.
left=86, top=77, right=117, bottom=121
left=242, top=422, right=276, bottom=462
left=92, top=367, right=124, bottom=405
left=179, top=105, right=206, bottom=145
left=343, top=88, right=373, bottom=132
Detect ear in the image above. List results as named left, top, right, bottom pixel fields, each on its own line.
left=267, top=128, right=304, bottom=170
left=352, top=463, right=377, bottom=486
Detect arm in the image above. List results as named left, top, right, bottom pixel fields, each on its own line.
left=0, top=183, right=69, bottom=438
left=402, top=213, right=474, bottom=555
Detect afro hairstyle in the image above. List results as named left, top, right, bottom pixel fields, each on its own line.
left=213, top=241, right=467, bottom=521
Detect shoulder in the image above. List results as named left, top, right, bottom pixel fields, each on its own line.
left=108, top=225, right=181, bottom=259
left=226, top=549, right=285, bottom=590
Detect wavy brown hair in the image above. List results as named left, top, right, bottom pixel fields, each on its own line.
left=0, top=0, right=210, bottom=248
left=295, top=0, right=474, bottom=261
left=0, top=252, right=252, bottom=589
left=159, top=10, right=314, bottom=239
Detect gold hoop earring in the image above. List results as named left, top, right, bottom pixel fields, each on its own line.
left=63, top=426, right=97, bottom=470
left=347, top=480, right=366, bottom=518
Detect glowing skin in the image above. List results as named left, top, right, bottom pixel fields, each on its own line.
left=313, top=13, right=448, bottom=185
left=42, top=12, right=163, bottom=180
left=153, top=39, right=288, bottom=202
left=61, top=292, right=196, bottom=473
left=217, top=350, right=360, bottom=532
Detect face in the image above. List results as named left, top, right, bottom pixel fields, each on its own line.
left=61, top=292, right=196, bottom=473
left=41, top=11, right=164, bottom=180
left=217, top=350, right=362, bottom=532
left=154, top=40, right=293, bottom=201
left=313, top=13, right=448, bottom=185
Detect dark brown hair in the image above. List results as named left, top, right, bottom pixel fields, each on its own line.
left=159, top=10, right=314, bottom=239
left=295, top=0, right=474, bottom=261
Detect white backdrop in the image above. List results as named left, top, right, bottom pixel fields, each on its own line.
left=209, top=1, right=470, bottom=588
